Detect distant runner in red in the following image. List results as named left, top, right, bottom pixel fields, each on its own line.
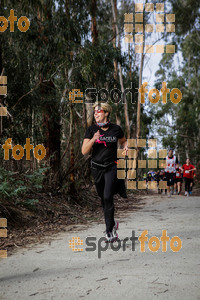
left=181, top=158, right=196, bottom=197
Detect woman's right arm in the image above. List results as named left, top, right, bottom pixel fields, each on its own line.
left=81, top=130, right=100, bottom=155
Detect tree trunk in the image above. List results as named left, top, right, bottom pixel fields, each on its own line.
left=128, top=43, right=132, bottom=81
left=84, top=0, right=99, bottom=128
left=136, top=52, right=145, bottom=142
left=64, top=0, right=76, bottom=194
left=112, top=0, right=120, bottom=125
left=38, top=3, right=61, bottom=184
left=91, top=0, right=98, bottom=45
left=69, top=99, right=75, bottom=194
left=136, top=25, right=145, bottom=179
left=42, top=81, right=61, bottom=177
left=112, top=0, right=121, bottom=126
left=111, top=0, right=130, bottom=137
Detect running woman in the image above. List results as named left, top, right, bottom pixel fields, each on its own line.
left=174, top=163, right=182, bottom=195
left=81, top=102, right=128, bottom=242
left=164, top=148, right=178, bottom=197
left=181, top=158, right=196, bottom=197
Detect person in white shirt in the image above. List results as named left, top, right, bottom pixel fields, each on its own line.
left=164, top=148, right=178, bottom=197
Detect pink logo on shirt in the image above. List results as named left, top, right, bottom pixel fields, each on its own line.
left=95, top=134, right=107, bottom=147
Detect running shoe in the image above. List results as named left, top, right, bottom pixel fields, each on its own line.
left=105, top=232, right=115, bottom=243
left=168, top=193, right=171, bottom=198
left=189, top=191, right=192, bottom=195
left=184, top=192, right=187, bottom=196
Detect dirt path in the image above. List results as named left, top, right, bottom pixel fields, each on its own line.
left=0, top=194, right=200, bottom=300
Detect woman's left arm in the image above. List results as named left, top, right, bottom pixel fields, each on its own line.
left=191, top=167, right=196, bottom=171
left=118, top=136, right=128, bottom=155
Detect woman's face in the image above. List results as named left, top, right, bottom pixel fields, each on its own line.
left=186, top=158, right=190, bottom=164
left=94, top=106, right=108, bottom=123
left=168, top=150, right=173, bottom=157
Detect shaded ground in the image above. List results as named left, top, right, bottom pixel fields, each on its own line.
left=0, top=191, right=200, bottom=299
left=0, top=186, right=146, bottom=256
left=1, top=184, right=200, bottom=257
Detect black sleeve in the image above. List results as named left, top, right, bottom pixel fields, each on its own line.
left=84, top=127, right=93, bottom=139
left=118, top=126, right=124, bottom=139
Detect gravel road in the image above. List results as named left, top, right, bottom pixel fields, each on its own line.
left=0, top=194, right=199, bottom=300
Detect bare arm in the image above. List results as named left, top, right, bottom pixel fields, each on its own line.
left=189, top=167, right=196, bottom=172
left=81, top=138, right=95, bottom=155
left=81, top=130, right=100, bottom=155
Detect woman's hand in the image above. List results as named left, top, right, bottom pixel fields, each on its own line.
left=118, top=136, right=128, bottom=156
left=92, top=130, right=101, bottom=142
left=122, top=145, right=128, bottom=156
left=82, top=130, right=101, bottom=155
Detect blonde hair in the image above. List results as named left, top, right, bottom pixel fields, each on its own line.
left=92, top=101, right=112, bottom=119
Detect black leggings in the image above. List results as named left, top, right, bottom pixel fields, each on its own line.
left=184, top=177, right=192, bottom=192
left=94, top=165, right=117, bottom=233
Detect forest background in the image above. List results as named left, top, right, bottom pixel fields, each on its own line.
left=0, top=0, right=199, bottom=239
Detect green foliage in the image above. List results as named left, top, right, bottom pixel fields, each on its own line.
left=2, top=0, right=192, bottom=191
left=25, top=167, right=48, bottom=190
left=0, top=167, right=27, bottom=200
left=0, top=167, right=48, bottom=202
